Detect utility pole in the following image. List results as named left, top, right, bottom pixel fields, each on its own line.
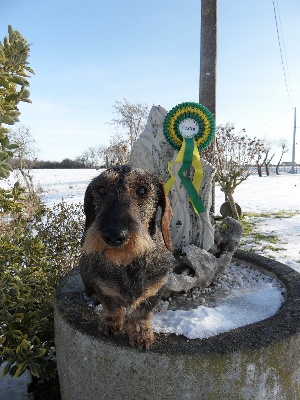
left=199, top=0, right=217, bottom=117
left=199, top=0, right=217, bottom=214
left=291, top=107, right=296, bottom=174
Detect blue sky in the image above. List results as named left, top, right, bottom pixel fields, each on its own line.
left=1, top=0, right=299, bottom=162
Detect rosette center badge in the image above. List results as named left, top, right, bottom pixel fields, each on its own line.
left=179, top=118, right=200, bottom=138
left=163, top=102, right=215, bottom=214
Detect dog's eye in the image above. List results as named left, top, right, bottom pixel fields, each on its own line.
left=136, top=186, right=147, bottom=196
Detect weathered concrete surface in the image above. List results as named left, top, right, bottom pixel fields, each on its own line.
left=55, top=251, right=300, bottom=400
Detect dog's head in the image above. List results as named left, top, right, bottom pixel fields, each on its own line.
left=82, top=165, right=172, bottom=264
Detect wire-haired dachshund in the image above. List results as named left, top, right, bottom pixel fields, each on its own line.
left=79, top=165, right=173, bottom=349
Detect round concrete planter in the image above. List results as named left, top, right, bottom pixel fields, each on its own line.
left=54, top=250, right=300, bottom=399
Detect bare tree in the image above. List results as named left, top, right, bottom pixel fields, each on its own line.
left=10, top=125, right=38, bottom=169
left=213, top=123, right=262, bottom=219
left=264, top=154, right=275, bottom=176
left=77, top=100, right=149, bottom=169
left=254, top=140, right=266, bottom=177
left=108, top=99, right=149, bottom=152
left=104, top=133, right=130, bottom=167
left=276, top=138, right=289, bottom=175
left=9, top=124, right=39, bottom=202
left=95, top=145, right=109, bottom=168
left=261, top=138, right=275, bottom=176
left=77, top=145, right=107, bottom=169
left=79, top=146, right=99, bottom=168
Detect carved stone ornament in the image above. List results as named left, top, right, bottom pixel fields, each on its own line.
left=130, top=105, right=243, bottom=292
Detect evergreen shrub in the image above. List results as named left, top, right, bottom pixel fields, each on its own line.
left=0, top=193, right=84, bottom=379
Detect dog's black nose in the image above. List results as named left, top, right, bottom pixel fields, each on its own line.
left=101, top=227, right=129, bottom=247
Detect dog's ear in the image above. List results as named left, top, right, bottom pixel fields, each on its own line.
left=158, top=181, right=173, bottom=252
left=83, top=184, right=96, bottom=232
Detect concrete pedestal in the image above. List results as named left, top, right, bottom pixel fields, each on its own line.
left=54, top=251, right=300, bottom=399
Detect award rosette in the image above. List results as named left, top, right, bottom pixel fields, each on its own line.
left=163, top=102, right=215, bottom=214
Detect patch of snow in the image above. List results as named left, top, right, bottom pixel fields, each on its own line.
left=0, top=364, right=33, bottom=400
left=153, top=284, right=283, bottom=339
left=153, top=263, right=284, bottom=338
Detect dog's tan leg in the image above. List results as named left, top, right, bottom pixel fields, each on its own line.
left=127, top=308, right=154, bottom=350
left=99, top=304, right=125, bottom=336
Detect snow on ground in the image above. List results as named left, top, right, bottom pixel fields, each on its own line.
left=1, top=168, right=101, bottom=208
left=0, top=364, right=32, bottom=400
left=242, top=213, right=300, bottom=273
left=1, top=170, right=299, bottom=398
left=215, top=172, right=300, bottom=214
left=215, top=173, right=300, bottom=272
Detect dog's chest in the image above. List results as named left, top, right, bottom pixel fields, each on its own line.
left=90, top=254, right=169, bottom=306
left=103, top=261, right=154, bottom=301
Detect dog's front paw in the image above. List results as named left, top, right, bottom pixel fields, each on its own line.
left=127, top=318, right=154, bottom=350
left=128, top=328, right=154, bottom=350
left=99, top=308, right=125, bottom=336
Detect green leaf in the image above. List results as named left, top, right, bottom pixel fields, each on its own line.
left=0, top=115, right=16, bottom=125
left=0, top=129, right=9, bottom=137
left=0, top=169, right=10, bottom=178
left=14, top=313, right=24, bottom=322
left=0, top=135, right=9, bottom=147
left=10, top=75, right=29, bottom=87
left=14, top=362, right=27, bottom=378
left=11, top=330, right=23, bottom=340
left=1, top=309, right=12, bottom=321
left=33, top=346, right=46, bottom=358
left=29, top=362, right=41, bottom=378
left=17, top=339, right=31, bottom=356
left=2, top=347, right=14, bottom=359
left=7, top=143, right=19, bottom=150
left=0, top=162, right=13, bottom=171
left=1, top=362, right=12, bottom=377
left=0, top=77, right=9, bottom=89
left=15, top=39, right=25, bottom=52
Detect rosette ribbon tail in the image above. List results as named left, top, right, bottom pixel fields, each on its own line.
left=165, top=138, right=205, bottom=214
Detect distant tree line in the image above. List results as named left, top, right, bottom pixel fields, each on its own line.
left=33, top=158, right=89, bottom=169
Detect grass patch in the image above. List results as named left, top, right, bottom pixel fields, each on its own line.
left=239, top=217, right=255, bottom=237
left=253, top=233, right=279, bottom=244
left=243, top=211, right=298, bottom=219
left=261, top=245, right=287, bottom=252
left=239, top=211, right=298, bottom=255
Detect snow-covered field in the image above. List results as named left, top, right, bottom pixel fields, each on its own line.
left=3, top=167, right=300, bottom=213
left=1, top=169, right=300, bottom=399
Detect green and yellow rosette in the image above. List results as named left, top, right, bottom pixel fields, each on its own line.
left=164, top=102, right=215, bottom=214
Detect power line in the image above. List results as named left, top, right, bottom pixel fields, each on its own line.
left=248, top=108, right=293, bottom=133
left=275, top=0, right=294, bottom=105
left=272, top=0, right=294, bottom=108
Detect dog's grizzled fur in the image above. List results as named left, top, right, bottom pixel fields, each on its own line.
left=79, top=165, right=173, bottom=349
